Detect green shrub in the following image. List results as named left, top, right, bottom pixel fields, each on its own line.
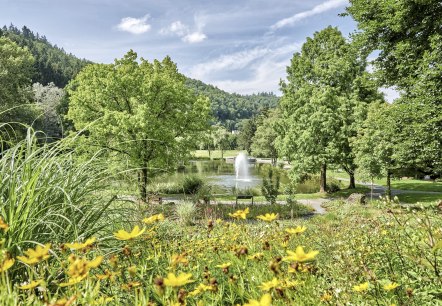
left=0, top=129, right=113, bottom=257
left=182, top=175, right=204, bottom=194
left=261, top=168, right=280, bottom=204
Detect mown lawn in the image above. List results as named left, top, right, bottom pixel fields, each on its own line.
left=328, top=170, right=442, bottom=192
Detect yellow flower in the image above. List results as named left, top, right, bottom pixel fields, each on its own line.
left=18, top=279, right=44, bottom=290
left=383, top=282, right=399, bottom=291
left=285, top=226, right=306, bottom=235
left=353, top=282, right=369, bottom=292
left=121, top=281, right=141, bottom=290
left=229, top=207, right=249, bottom=220
left=64, top=237, right=96, bottom=251
left=65, top=254, right=103, bottom=284
left=259, top=277, right=279, bottom=291
left=243, top=293, right=271, bottom=306
left=256, top=213, right=278, bottom=222
left=188, top=283, right=214, bottom=296
left=215, top=262, right=231, bottom=269
left=113, top=225, right=146, bottom=240
left=0, top=257, right=14, bottom=273
left=320, top=292, right=332, bottom=302
left=248, top=253, right=264, bottom=260
left=0, top=216, right=9, bottom=232
left=282, top=279, right=301, bottom=289
left=163, top=272, right=195, bottom=287
left=17, top=243, right=51, bottom=265
left=170, top=253, right=189, bottom=267
left=92, top=296, right=114, bottom=305
left=143, top=213, right=165, bottom=224
left=128, top=265, right=137, bottom=276
left=283, top=246, right=319, bottom=262
left=59, top=275, right=87, bottom=287
left=96, top=269, right=121, bottom=282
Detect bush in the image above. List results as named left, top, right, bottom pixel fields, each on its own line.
left=262, top=168, right=280, bottom=204
left=327, top=182, right=341, bottom=193
left=182, top=175, right=204, bottom=194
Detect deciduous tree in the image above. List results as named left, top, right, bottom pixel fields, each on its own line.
left=67, top=50, right=210, bottom=200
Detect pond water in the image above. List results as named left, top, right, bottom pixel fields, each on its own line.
left=172, top=160, right=263, bottom=192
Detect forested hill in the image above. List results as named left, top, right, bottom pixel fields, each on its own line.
left=1, top=24, right=278, bottom=128
left=185, top=78, right=279, bottom=130
left=0, top=25, right=91, bottom=88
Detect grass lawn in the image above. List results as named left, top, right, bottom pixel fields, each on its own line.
left=192, top=149, right=244, bottom=159
left=328, top=170, right=442, bottom=192
left=396, top=192, right=442, bottom=204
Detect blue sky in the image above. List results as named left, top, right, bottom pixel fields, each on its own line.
left=1, top=0, right=397, bottom=99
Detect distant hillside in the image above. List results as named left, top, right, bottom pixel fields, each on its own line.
left=0, top=24, right=91, bottom=88
left=185, top=78, right=279, bottom=130
left=0, top=25, right=278, bottom=128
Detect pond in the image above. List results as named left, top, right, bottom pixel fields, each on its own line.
left=167, top=160, right=264, bottom=193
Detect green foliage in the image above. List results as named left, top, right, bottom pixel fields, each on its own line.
left=0, top=36, right=38, bottom=145
left=1, top=24, right=91, bottom=87
left=261, top=167, right=280, bottom=204
left=237, top=118, right=257, bottom=154
left=182, top=175, right=205, bottom=195
left=0, top=129, right=113, bottom=257
left=186, top=78, right=279, bottom=130
left=347, top=0, right=442, bottom=178
left=278, top=27, right=381, bottom=191
left=67, top=50, right=211, bottom=200
left=346, top=0, right=442, bottom=90
left=251, top=109, right=279, bottom=164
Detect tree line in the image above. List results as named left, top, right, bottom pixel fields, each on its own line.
left=1, top=0, right=441, bottom=199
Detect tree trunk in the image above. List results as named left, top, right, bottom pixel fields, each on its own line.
left=221, top=148, right=224, bottom=159
left=320, top=163, right=327, bottom=193
left=386, top=170, right=392, bottom=199
left=139, top=167, right=148, bottom=202
left=348, top=172, right=356, bottom=189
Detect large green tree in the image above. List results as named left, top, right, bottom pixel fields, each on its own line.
left=237, top=118, right=257, bottom=155
left=347, top=0, right=442, bottom=177
left=0, top=36, right=36, bottom=145
left=67, top=50, right=210, bottom=200
left=353, top=102, right=397, bottom=197
left=278, top=27, right=378, bottom=192
left=251, top=110, right=279, bottom=166
left=346, top=0, right=442, bottom=90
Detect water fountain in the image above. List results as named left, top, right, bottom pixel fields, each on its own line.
left=235, top=152, right=250, bottom=181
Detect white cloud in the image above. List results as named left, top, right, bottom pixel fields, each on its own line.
left=189, top=42, right=302, bottom=95
left=116, top=15, right=151, bottom=34
left=160, top=21, right=189, bottom=36
left=271, top=0, right=348, bottom=31
left=190, top=47, right=270, bottom=79
left=160, top=15, right=207, bottom=44
left=183, top=32, right=207, bottom=43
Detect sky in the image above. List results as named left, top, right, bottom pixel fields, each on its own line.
left=0, top=0, right=398, bottom=100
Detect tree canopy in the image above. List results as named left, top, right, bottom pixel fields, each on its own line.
left=0, top=36, right=37, bottom=145
left=278, top=27, right=380, bottom=191
left=1, top=24, right=91, bottom=88
left=67, top=50, right=211, bottom=200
